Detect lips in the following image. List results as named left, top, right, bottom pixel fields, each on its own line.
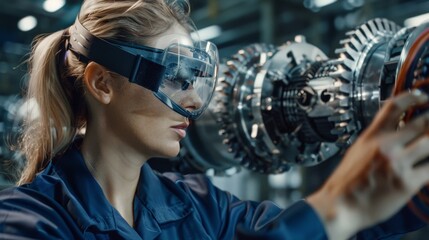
left=171, top=122, right=189, bottom=138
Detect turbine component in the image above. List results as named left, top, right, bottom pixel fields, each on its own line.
left=180, top=38, right=343, bottom=174
left=392, top=22, right=429, bottom=119
left=175, top=18, right=429, bottom=174
left=329, top=18, right=401, bottom=145
left=178, top=43, right=279, bottom=174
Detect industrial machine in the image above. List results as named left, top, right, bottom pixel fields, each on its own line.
left=172, top=18, right=429, bottom=176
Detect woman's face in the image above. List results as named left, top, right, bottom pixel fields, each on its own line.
left=106, top=23, right=200, bottom=159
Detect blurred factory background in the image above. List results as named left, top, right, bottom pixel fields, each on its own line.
left=1, top=0, right=428, bottom=95
left=0, top=0, right=429, bottom=238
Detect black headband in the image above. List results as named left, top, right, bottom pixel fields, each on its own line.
left=67, top=18, right=165, bottom=91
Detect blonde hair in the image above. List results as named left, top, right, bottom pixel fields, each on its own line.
left=17, top=0, right=192, bottom=185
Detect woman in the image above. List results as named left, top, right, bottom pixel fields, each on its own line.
left=1, top=0, right=429, bottom=239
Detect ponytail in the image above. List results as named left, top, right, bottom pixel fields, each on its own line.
left=17, top=30, right=81, bottom=185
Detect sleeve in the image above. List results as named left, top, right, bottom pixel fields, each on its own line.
left=0, top=187, right=82, bottom=240
left=167, top=173, right=328, bottom=240
left=234, top=200, right=328, bottom=240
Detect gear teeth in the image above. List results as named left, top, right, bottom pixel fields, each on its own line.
left=330, top=127, right=346, bottom=135
left=349, top=37, right=362, bottom=51
left=336, top=134, right=351, bottom=145
left=216, top=43, right=283, bottom=173
left=328, top=70, right=342, bottom=78
left=337, top=69, right=353, bottom=82
left=363, top=20, right=377, bottom=39
left=330, top=18, right=400, bottom=147
left=353, top=29, right=367, bottom=45
left=339, top=38, right=351, bottom=45
left=328, top=112, right=353, bottom=122
left=338, top=58, right=356, bottom=72
left=338, top=84, right=352, bottom=94
left=334, top=47, right=345, bottom=55
left=345, top=30, right=355, bottom=36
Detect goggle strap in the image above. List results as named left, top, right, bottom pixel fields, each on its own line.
left=130, top=54, right=165, bottom=91
left=68, top=18, right=165, bottom=91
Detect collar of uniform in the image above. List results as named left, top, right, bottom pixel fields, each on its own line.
left=48, top=141, right=193, bottom=232
left=135, top=163, right=194, bottom=224
left=49, top=144, right=119, bottom=232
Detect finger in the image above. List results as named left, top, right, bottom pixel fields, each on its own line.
left=373, top=147, right=404, bottom=189
left=401, top=135, right=429, bottom=168
left=369, top=90, right=429, bottom=133
left=412, top=162, right=429, bottom=190
left=385, top=112, right=429, bottom=147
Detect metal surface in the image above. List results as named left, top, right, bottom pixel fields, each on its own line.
left=330, top=18, right=401, bottom=144
left=175, top=18, right=429, bottom=174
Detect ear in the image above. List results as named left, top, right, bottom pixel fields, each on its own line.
left=83, top=62, right=112, bottom=104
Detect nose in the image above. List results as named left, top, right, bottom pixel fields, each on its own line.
left=181, top=86, right=203, bottom=111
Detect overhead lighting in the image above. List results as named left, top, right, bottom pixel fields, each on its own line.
left=313, top=0, right=337, bottom=8
left=191, top=25, right=222, bottom=41
left=43, top=0, right=66, bottom=13
left=17, top=16, right=37, bottom=32
left=404, top=12, right=429, bottom=27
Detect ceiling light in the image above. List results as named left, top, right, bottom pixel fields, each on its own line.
left=191, top=25, right=222, bottom=41
left=313, top=0, right=337, bottom=8
left=43, top=0, right=66, bottom=13
left=17, top=16, right=37, bottom=32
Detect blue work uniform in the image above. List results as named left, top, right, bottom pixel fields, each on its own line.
left=0, top=141, right=426, bottom=239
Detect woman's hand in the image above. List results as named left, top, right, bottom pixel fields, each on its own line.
left=307, top=90, right=429, bottom=240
